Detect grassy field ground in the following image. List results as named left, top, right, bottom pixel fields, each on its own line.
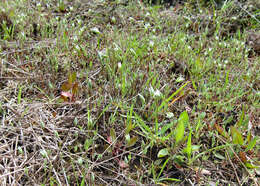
left=0, top=0, right=259, bottom=185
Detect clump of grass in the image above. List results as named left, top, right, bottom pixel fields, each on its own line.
left=0, top=0, right=259, bottom=185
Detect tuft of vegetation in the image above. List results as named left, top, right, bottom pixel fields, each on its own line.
left=0, top=0, right=259, bottom=185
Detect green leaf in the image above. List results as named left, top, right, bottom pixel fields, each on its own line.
left=183, top=145, right=200, bottom=154
left=126, top=104, right=134, bottom=134
left=175, top=111, right=188, bottom=144
left=68, top=72, right=77, bottom=84
left=214, top=123, right=228, bottom=138
left=61, top=82, right=73, bottom=91
left=179, top=111, right=189, bottom=127
left=80, top=174, right=85, bottom=186
left=134, top=112, right=151, bottom=134
left=110, top=128, right=116, bottom=142
left=127, top=136, right=138, bottom=147
left=157, top=148, right=169, bottom=158
left=158, top=122, right=174, bottom=136
left=245, top=137, right=257, bottom=152
left=157, top=158, right=169, bottom=179
left=195, top=56, right=202, bottom=69
left=126, top=121, right=133, bottom=135
left=247, top=131, right=252, bottom=144
left=186, top=130, right=192, bottom=160
left=237, top=106, right=245, bottom=127
left=157, top=177, right=181, bottom=182
left=84, top=139, right=92, bottom=151
left=213, top=152, right=225, bottom=160
left=17, top=85, right=23, bottom=104
left=175, top=121, right=185, bottom=144
left=231, top=126, right=244, bottom=145
left=245, top=162, right=258, bottom=169
left=195, top=118, right=201, bottom=134
left=191, top=145, right=200, bottom=151
left=224, top=69, right=230, bottom=88
left=74, top=117, right=78, bottom=125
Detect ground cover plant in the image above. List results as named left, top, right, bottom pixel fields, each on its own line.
left=0, top=0, right=259, bottom=185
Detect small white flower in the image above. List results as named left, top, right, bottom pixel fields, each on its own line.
left=40, top=149, right=48, bottom=158
left=73, top=35, right=78, bottom=42
left=154, top=89, right=161, bottom=97
left=144, top=23, right=151, bottom=29
left=75, top=45, right=80, bottom=50
left=77, top=157, right=83, bottom=165
left=18, top=146, right=23, bottom=154
left=128, top=17, right=134, bottom=21
left=176, top=76, right=185, bottom=82
left=118, top=62, right=122, bottom=69
left=130, top=48, right=136, bottom=56
left=149, top=86, right=162, bottom=97
left=113, top=43, right=121, bottom=51
left=98, top=48, right=107, bottom=59
left=111, top=16, right=116, bottom=23
left=90, top=27, right=100, bottom=34
left=149, top=40, right=154, bottom=47
left=166, top=112, right=174, bottom=119
left=79, top=26, right=86, bottom=35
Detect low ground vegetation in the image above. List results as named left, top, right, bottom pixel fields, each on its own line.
left=0, top=0, right=259, bottom=185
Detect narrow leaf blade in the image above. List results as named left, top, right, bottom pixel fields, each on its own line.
left=245, top=137, right=257, bottom=152
left=186, top=130, right=192, bottom=159
left=127, top=136, right=138, bottom=147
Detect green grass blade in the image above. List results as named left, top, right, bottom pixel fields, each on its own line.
left=158, top=81, right=189, bottom=112
left=134, top=112, right=152, bottom=135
